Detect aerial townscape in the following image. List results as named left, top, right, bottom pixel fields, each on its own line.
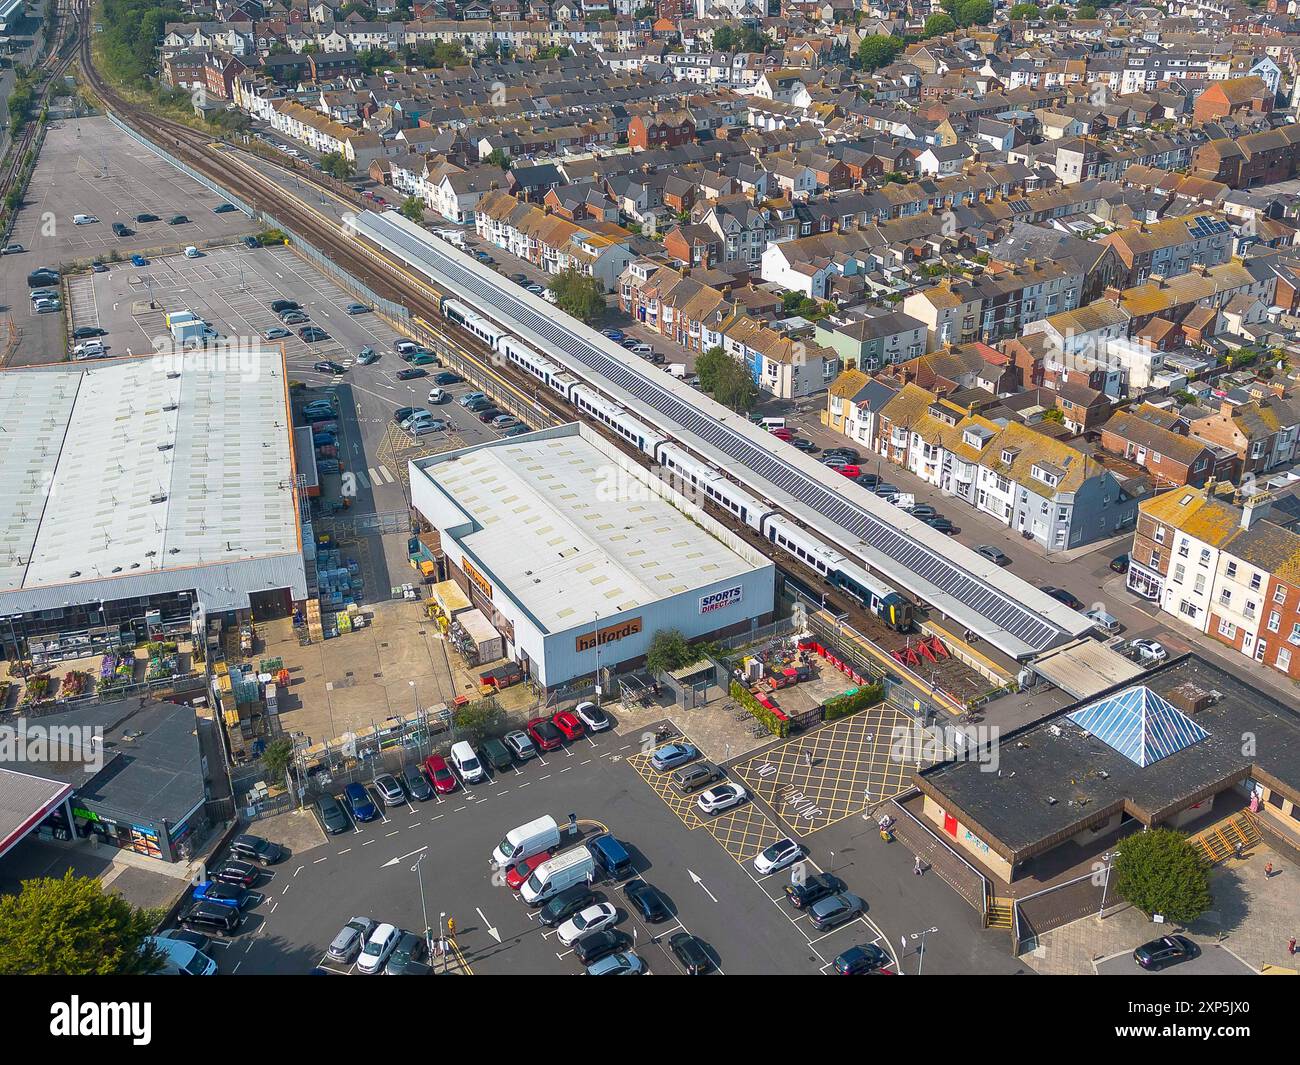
left=0, top=0, right=1297, bottom=999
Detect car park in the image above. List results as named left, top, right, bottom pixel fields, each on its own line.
left=1133, top=934, right=1199, bottom=970
left=556, top=902, right=619, bottom=946
left=316, top=795, right=350, bottom=834
left=550, top=709, right=585, bottom=741
left=573, top=929, right=632, bottom=966
left=422, top=754, right=458, bottom=794
left=537, top=885, right=598, bottom=927
left=697, top=783, right=747, bottom=815
left=650, top=742, right=697, bottom=771
left=623, top=878, right=671, bottom=923
left=229, top=834, right=284, bottom=865
left=976, top=545, right=1009, bottom=566
left=754, top=837, right=805, bottom=875
left=505, top=852, right=549, bottom=891
left=587, top=951, right=645, bottom=975
left=670, top=761, right=722, bottom=795
left=809, top=892, right=865, bottom=931
left=343, top=782, right=379, bottom=822
left=401, top=764, right=433, bottom=801
left=574, top=701, right=610, bottom=731
left=526, top=716, right=564, bottom=752
left=480, top=736, right=513, bottom=773
left=396, top=367, right=427, bottom=380
left=669, top=933, right=712, bottom=975
left=833, top=944, right=889, bottom=975
left=504, top=730, right=538, bottom=761
left=356, top=923, right=400, bottom=974
left=211, top=860, right=259, bottom=888
left=785, top=872, right=838, bottom=910
left=374, top=774, right=406, bottom=807
left=327, top=916, right=377, bottom=962
left=385, top=931, right=428, bottom=975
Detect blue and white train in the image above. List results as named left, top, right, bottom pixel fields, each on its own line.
left=441, top=299, right=914, bottom=632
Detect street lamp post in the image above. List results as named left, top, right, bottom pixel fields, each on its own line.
left=412, top=854, right=431, bottom=951
left=905, top=926, right=938, bottom=975
left=1097, top=850, right=1119, bottom=919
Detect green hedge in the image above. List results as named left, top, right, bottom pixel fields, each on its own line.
left=824, top=682, right=883, bottom=722
left=730, top=680, right=790, bottom=739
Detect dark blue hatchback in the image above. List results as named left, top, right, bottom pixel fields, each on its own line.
left=343, top=782, right=379, bottom=822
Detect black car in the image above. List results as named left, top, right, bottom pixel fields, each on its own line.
left=27, top=269, right=59, bottom=286
left=214, top=203, right=238, bottom=213
left=270, top=299, right=300, bottom=314
left=1110, top=553, right=1130, bottom=574
left=1042, top=586, right=1084, bottom=610
left=432, top=371, right=462, bottom=385
left=155, top=927, right=212, bottom=953
left=925, top=516, right=957, bottom=535
left=623, top=878, right=671, bottom=923
left=393, top=406, right=420, bottom=425
left=573, top=928, right=632, bottom=966
left=313, top=359, right=345, bottom=374
left=385, top=931, right=429, bottom=974
left=168, top=214, right=190, bottom=225
left=242, top=236, right=259, bottom=249
left=480, top=736, right=513, bottom=773
left=824, top=447, right=860, bottom=462
left=856, top=473, right=880, bottom=488
left=229, top=833, right=284, bottom=865
left=668, top=932, right=712, bottom=974
left=833, top=943, right=889, bottom=975
left=1134, top=934, right=1199, bottom=971
left=72, top=326, right=108, bottom=339
left=211, top=860, right=259, bottom=888
left=791, top=438, right=818, bottom=452
left=111, top=222, right=131, bottom=237
left=401, top=764, right=433, bottom=801
left=316, top=794, right=350, bottom=835
left=179, top=900, right=241, bottom=937
left=396, top=367, right=427, bottom=380
left=135, top=213, right=159, bottom=223
left=301, top=328, right=330, bottom=343
left=538, top=886, right=597, bottom=927
left=784, top=872, right=838, bottom=910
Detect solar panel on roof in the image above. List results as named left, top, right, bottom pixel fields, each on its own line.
left=358, top=213, right=1065, bottom=651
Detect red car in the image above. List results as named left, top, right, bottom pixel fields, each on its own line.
left=423, top=754, right=458, bottom=794
left=771, top=427, right=794, bottom=441
left=526, top=716, right=564, bottom=752
left=837, top=464, right=863, bottom=478
left=505, top=852, right=548, bottom=891
left=551, top=709, right=585, bottom=741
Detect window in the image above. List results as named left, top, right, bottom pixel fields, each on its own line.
left=1275, top=586, right=1287, bottom=604
left=1218, top=589, right=1232, bottom=607
left=1244, top=600, right=1257, bottom=620
left=1276, top=647, right=1292, bottom=673
left=1154, top=525, right=1166, bottom=544
left=1178, top=541, right=1190, bottom=558
left=1225, top=561, right=1237, bottom=579
left=1250, top=573, right=1262, bottom=591
left=1199, top=548, right=1211, bottom=567
left=1218, top=617, right=1237, bottom=640
left=1174, top=563, right=1186, bottom=583
left=1268, top=611, right=1281, bottom=633
left=1290, top=623, right=1300, bottom=646
left=1195, top=574, right=1207, bottom=595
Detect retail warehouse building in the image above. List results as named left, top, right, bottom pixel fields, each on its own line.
left=0, top=351, right=308, bottom=664
left=409, top=424, right=776, bottom=689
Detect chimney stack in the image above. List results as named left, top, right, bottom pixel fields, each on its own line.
left=1241, top=492, right=1273, bottom=530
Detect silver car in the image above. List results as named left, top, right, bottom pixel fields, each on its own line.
left=374, top=774, right=406, bottom=807
left=504, top=729, right=537, bottom=761
left=327, top=916, right=377, bottom=962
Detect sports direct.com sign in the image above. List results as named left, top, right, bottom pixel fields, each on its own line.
left=699, top=586, right=742, bottom=615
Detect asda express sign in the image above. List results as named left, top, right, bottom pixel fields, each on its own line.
left=699, top=586, right=743, bottom=615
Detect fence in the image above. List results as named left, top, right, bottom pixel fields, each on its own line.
left=315, top=509, right=411, bottom=539
left=11, top=672, right=207, bottom=718
left=1013, top=869, right=1110, bottom=956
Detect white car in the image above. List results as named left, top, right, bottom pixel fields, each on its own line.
left=556, top=902, right=619, bottom=946
left=73, top=341, right=106, bottom=359
left=356, top=922, right=400, bottom=973
left=574, top=701, right=611, bottom=732
left=1131, top=638, right=1168, bottom=664
left=753, top=837, right=804, bottom=875
left=72, top=214, right=98, bottom=225
left=697, top=783, right=747, bottom=815
left=427, top=387, right=447, bottom=404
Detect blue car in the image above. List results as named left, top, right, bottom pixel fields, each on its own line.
left=343, top=782, right=379, bottom=822
left=192, top=881, right=247, bottom=909
left=650, top=742, right=698, bottom=771
left=601, top=329, right=624, bottom=342
left=130, top=254, right=148, bottom=267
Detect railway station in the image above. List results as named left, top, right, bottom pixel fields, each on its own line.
left=407, top=422, right=776, bottom=688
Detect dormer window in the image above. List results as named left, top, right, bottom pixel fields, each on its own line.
left=1001, top=447, right=1019, bottom=465
left=1032, top=464, right=1059, bottom=487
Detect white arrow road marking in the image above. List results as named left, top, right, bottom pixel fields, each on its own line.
left=688, top=870, right=718, bottom=903
left=477, top=907, right=502, bottom=943
left=382, top=844, right=429, bottom=868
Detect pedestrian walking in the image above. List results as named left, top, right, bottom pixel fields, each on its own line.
left=803, top=748, right=813, bottom=768
left=446, top=916, right=456, bottom=937
left=1266, top=862, right=1274, bottom=879
left=1288, top=936, right=1296, bottom=957
left=1234, top=842, right=1244, bottom=860
left=914, top=855, right=924, bottom=876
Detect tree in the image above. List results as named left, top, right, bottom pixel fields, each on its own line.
left=484, top=147, right=511, bottom=170
left=1077, top=4, right=1098, bottom=15
left=1008, top=2, right=1040, bottom=18
left=646, top=629, right=692, bottom=675
left=1112, top=828, right=1213, bottom=924
left=399, top=195, right=425, bottom=222
left=319, top=152, right=352, bottom=179
left=262, top=736, right=294, bottom=783
left=857, top=34, right=904, bottom=72
left=922, top=12, right=957, bottom=37
left=1046, top=3, right=1068, bottom=17
left=0, top=870, right=163, bottom=974
left=695, top=346, right=730, bottom=394
left=711, top=357, right=759, bottom=413
left=549, top=268, right=604, bottom=323
left=957, top=0, right=994, bottom=24
left=453, top=698, right=504, bottom=744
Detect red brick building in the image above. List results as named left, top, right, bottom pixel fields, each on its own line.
left=1192, top=76, right=1273, bottom=124
left=627, top=111, right=696, bottom=152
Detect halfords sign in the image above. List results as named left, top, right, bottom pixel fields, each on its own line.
left=700, top=586, right=743, bottom=615
left=575, top=616, right=643, bottom=653
left=462, top=557, right=493, bottom=601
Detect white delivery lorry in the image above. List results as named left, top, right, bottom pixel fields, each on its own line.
left=519, top=845, right=595, bottom=905
left=491, top=814, right=561, bottom=869
left=667, top=362, right=688, bottom=379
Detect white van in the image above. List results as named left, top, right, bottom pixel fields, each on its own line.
left=759, top=417, right=786, bottom=431
left=450, top=740, right=485, bottom=784
left=1085, top=607, right=1122, bottom=635
left=667, top=362, right=687, bottom=380
left=184, top=245, right=201, bottom=258
left=145, top=935, right=218, bottom=975
left=72, top=214, right=97, bottom=225
left=519, top=845, right=596, bottom=905
left=491, top=814, right=562, bottom=868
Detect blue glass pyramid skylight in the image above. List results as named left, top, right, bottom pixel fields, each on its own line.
left=1067, top=685, right=1209, bottom=767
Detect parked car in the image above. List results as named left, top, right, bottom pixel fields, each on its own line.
left=135, top=213, right=158, bottom=223
left=155, top=928, right=211, bottom=953
left=401, top=764, right=433, bottom=801
left=422, top=754, right=458, bottom=794
left=1, top=242, right=25, bottom=254
left=623, top=878, right=671, bottom=923
left=697, top=783, right=747, bottom=815
left=754, top=837, right=805, bottom=875
left=668, top=932, right=712, bottom=975
left=505, top=852, right=549, bottom=892
left=356, top=923, right=400, bottom=974
left=586, top=951, right=645, bottom=975
left=342, top=782, right=379, bottom=822
left=538, top=885, right=597, bottom=928
left=550, top=709, right=585, bottom=741
left=213, top=203, right=238, bottom=213
left=557, top=902, right=619, bottom=946
left=574, top=701, right=610, bottom=732
left=809, top=892, right=865, bottom=931
left=385, top=931, right=428, bottom=975
left=791, top=438, right=818, bottom=453
left=396, top=367, right=427, bottom=380
left=374, top=774, right=406, bottom=807
left=345, top=303, right=370, bottom=315
left=670, top=761, right=723, bottom=795
left=1110, top=553, right=1130, bottom=574
left=480, top=736, right=513, bottom=773
left=229, top=834, right=284, bottom=865
left=392, top=406, right=419, bottom=425
left=191, top=881, right=247, bottom=910
left=504, top=730, right=538, bottom=761
left=168, top=214, right=189, bottom=225
left=1041, top=586, right=1084, bottom=610
left=327, top=916, right=377, bottom=962
left=573, top=928, right=633, bottom=966
left=130, top=254, right=148, bottom=267
left=211, top=860, right=259, bottom=888
left=72, top=326, right=107, bottom=340
left=179, top=901, right=241, bottom=938
left=313, top=360, right=345, bottom=374
left=526, top=716, right=564, bottom=752
left=316, top=794, right=350, bottom=834
left=785, top=872, right=839, bottom=910
left=433, top=371, right=462, bottom=385
left=925, top=516, right=957, bottom=535
left=1133, top=934, right=1199, bottom=971
left=357, top=347, right=379, bottom=365
left=833, top=943, right=889, bottom=975
left=650, top=742, right=698, bottom=771
left=301, top=327, right=330, bottom=343
left=907, top=504, right=938, bottom=521
left=263, top=327, right=291, bottom=340
left=976, top=545, right=1009, bottom=566
left=270, top=300, right=300, bottom=313
left=1130, top=638, right=1168, bottom=664
left=459, top=391, right=487, bottom=406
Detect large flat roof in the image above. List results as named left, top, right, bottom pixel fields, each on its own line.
left=414, top=426, right=766, bottom=634
left=0, top=350, right=303, bottom=613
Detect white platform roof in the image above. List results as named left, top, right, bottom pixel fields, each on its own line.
left=0, top=350, right=305, bottom=614
left=417, top=427, right=765, bottom=634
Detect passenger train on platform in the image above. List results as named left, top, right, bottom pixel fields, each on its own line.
left=437, top=299, right=914, bottom=633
